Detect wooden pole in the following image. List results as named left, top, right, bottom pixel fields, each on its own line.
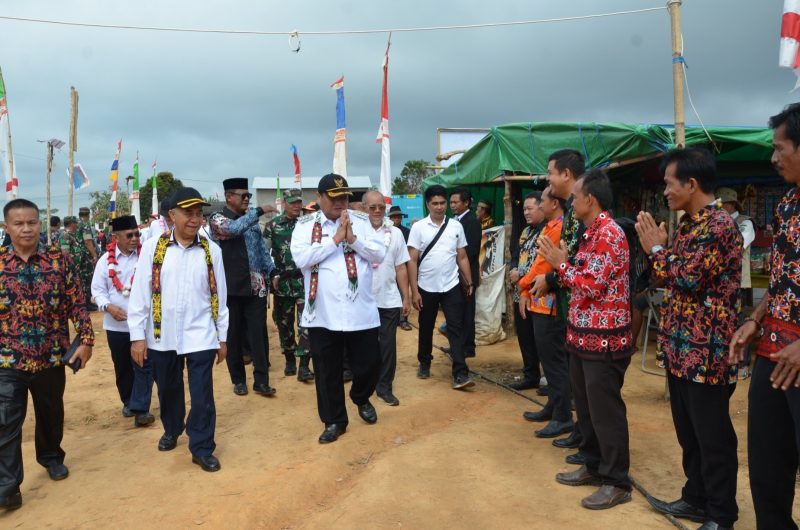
left=67, top=87, right=78, bottom=215
left=503, top=177, right=515, bottom=337
left=668, top=0, right=685, bottom=148
left=46, top=142, right=53, bottom=242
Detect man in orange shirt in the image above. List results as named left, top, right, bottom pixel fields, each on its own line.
left=518, top=186, right=573, bottom=438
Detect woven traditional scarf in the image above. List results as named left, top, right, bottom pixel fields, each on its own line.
left=151, top=232, right=218, bottom=341
left=307, top=211, right=358, bottom=321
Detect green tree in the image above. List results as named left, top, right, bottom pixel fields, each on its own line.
left=88, top=190, right=131, bottom=227
left=392, top=160, right=434, bottom=194
left=138, top=171, right=184, bottom=219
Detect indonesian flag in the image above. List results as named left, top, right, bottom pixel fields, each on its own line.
left=291, top=144, right=301, bottom=184
left=0, top=68, right=18, bottom=199
left=330, top=76, right=347, bottom=177
left=781, top=0, right=800, bottom=89
left=376, top=42, right=392, bottom=205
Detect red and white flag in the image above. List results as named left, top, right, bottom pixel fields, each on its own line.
left=376, top=40, right=392, bottom=205
left=781, top=0, right=800, bottom=89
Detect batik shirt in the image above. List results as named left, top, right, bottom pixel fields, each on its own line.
left=546, top=200, right=585, bottom=320
left=652, top=202, right=742, bottom=385
left=511, top=223, right=542, bottom=302
left=263, top=213, right=305, bottom=299
left=767, top=187, right=800, bottom=324
left=0, top=244, right=94, bottom=372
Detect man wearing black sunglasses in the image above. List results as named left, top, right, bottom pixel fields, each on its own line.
left=209, top=178, right=278, bottom=397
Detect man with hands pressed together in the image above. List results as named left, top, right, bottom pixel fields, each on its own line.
left=128, top=188, right=229, bottom=473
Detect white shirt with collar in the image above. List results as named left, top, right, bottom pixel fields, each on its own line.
left=91, top=245, right=140, bottom=333
left=128, top=230, right=229, bottom=354
left=290, top=209, right=386, bottom=331
left=407, top=214, right=467, bottom=293
left=370, top=221, right=410, bottom=309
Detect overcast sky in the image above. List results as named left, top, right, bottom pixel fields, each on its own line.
left=0, top=0, right=792, bottom=216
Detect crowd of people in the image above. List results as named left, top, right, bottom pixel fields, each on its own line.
left=0, top=103, right=799, bottom=530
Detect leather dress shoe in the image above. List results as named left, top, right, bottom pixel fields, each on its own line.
left=645, top=495, right=707, bottom=523
left=47, top=463, right=69, bottom=481
left=343, top=369, right=354, bottom=382
left=566, top=452, right=587, bottom=465
left=158, top=434, right=178, bottom=451
left=535, top=420, right=575, bottom=438
left=399, top=321, right=413, bottom=331
left=358, top=401, right=378, bottom=424
left=697, top=522, right=732, bottom=530
left=581, top=485, right=632, bottom=510
left=509, top=379, right=539, bottom=391
left=319, top=424, right=347, bottom=444
left=297, top=365, right=314, bottom=382
left=233, top=383, right=248, bottom=396
left=377, top=391, right=400, bottom=406
left=555, top=465, right=602, bottom=487
left=417, top=364, right=431, bottom=379
left=134, top=412, right=155, bottom=427
left=553, top=431, right=582, bottom=449
left=121, top=405, right=135, bottom=417
left=284, top=364, right=297, bottom=376
left=441, top=346, right=452, bottom=355
left=0, top=489, right=21, bottom=510
left=452, top=374, right=475, bottom=390
left=523, top=409, right=552, bottom=422
left=253, top=383, right=277, bottom=396
left=536, top=386, right=549, bottom=396
left=192, top=454, right=221, bottom=472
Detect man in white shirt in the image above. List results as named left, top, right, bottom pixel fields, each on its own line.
left=128, top=188, right=229, bottom=473
left=290, top=174, right=386, bottom=444
left=364, top=191, right=410, bottom=406
left=140, top=200, right=172, bottom=243
left=91, top=215, right=155, bottom=428
left=407, top=185, right=475, bottom=390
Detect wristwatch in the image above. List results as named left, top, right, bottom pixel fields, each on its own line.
left=650, top=244, right=665, bottom=255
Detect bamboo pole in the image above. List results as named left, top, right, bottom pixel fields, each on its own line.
left=503, top=177, right=515, bottom=337
left=67, top=87, right=78, bottom=215
left=667, top=0, right=685, bottom=148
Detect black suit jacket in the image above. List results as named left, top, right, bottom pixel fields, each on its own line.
left=458, top=210, right=482, bottom=284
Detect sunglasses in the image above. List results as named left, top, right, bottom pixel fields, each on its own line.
left=368, top=205, right=387, bottom=212
left=120, top=232, right=142, bottom=240
left=229, top=192, right=253, bottom=200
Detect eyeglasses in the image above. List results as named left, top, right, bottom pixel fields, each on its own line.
left=119, top=232, right=141, bottom=239
left=229, top=192, right=253, bottom=200
left=368, top=205, right=387, bottom=212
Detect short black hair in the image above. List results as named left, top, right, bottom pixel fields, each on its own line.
left=579, top=169, right=613, bottom=211
left=449, top=187, right=472, bottom=206
left=548, top=149, right=585, bottom=179
left=769, top=102, right=800, bottom=148
left=524, top=191, right=542, bottom=202
left=541, top=187, right=567, bottom=211
left=50, top=215, right=61, bottom=227
left=660, top=147, right=717, bottom=194
left=425, top=185, right=448, bottom=203
left=3, top=198, right=40, bottom=219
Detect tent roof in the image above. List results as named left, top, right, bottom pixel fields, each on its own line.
left=425, top=122, right=774, bottom=188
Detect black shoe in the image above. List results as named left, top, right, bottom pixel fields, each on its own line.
left=441, top=346, right=452, bottom=355
left=134, top=412, right=155, bottom=427
left=343, top=369, right=353, bottom=383
left=358, top=401, right=378, bottom=424
left=453, top=374, right=475, bottom=390
left=192, top=454, right=221, bottom=472
left=0, top=489, right=21, bottom=510
left=319, top=423, right=347, bottom=444
left=465, top=351, right=476, bottom=358
left=697, top=523, right=731, bottom=530
left=645, top=495, right=707, bottom=523
left=417, top=364, right=431, bottom=379
left=553, top=431, right=582, bottom=449
left=284, top=353, right=297, bottom=376
left=121, top=405, right=135, bottom=417
left=297, top=365, right=314, bottom=382
left=233, top=383, right=248, bottom=396
left=46, top=463, right=69, bottom=481
left=523, top=409, right=552, bottom=422
left=509, top=379, right=539, bottom=391
left=158, top=434, right=178, bottom=451
left=399, top=321, right=413, bottom=331
left=377, top=391, right=400, bottom=406
left=536, top=386, right=549, bottom=397
left=566, top=452, right=587, bottom=465
left=253, top=383, right=277, bottom=396
left=535, top=420, right=574, bottom=438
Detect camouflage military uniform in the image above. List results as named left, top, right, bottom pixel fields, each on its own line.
left=263, top=212, right=310, bottom=359
left=75, top=219, right=98, bottom=303
left=59, top=228, right=92, bottom=304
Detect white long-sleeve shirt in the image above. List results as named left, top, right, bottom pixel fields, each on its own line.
left=290, top=210, right=385, bottom=331
left=128, top=231, right=229, bottom=354
left=91, top=246, right=140, bottom=332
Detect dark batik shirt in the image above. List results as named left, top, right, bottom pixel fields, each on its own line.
left=0, top=245, right=95, bottom=372
left=652, top=202, right=742, bottom=385
left=767, top=187, right=800, bottom=323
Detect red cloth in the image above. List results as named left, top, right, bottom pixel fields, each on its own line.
left=754, top=315, right=800, bottom=360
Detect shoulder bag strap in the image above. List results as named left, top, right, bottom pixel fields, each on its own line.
left=418, top=218, right=449, bottom=265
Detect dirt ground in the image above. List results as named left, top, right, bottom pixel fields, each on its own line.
left=1, top=309, right=797, bottom=529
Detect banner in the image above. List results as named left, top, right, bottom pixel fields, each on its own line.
left=376, top=41, right=392, bottom=204
left=0, top=67, right=18, bottom=199
left=68, top=163, right=90, bottom=190
left=108, top=139, right=122, bottom=219
left=330, top=76, right=347, bottom=177
left=130, top=153, right=141, bottom=223
left=475, top=225, right=507, bottom=345
left=291, top=144, right=301, bottom=184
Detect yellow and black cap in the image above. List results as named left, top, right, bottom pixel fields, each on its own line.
left=170, top=187, right=211, bottom=209
left=318, top=173, right=353, bottom=198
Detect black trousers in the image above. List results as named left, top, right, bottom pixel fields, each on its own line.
left=309, top=327, right=380, bottom=426
left=532, top=314, right=570, bottom=422
left=513, top=307, right=541, bottom=382
left=572, top=355, right=631, bottom=488
left=150, top=349, right=217, bottom=457
left=462, top=290, right=477, bottom=356
left=225, top=295, right=269, bottom=386
left=106, top=330, right=154, bottom=412
left=749, top=355, right=800, bottom=530
left=377, top=307, right=401, bottom=396
left=0, top=366, right=65, bottom=499
left=667, top=373, right=738, bottom=527
left=418, top=286, right=468, bottom=379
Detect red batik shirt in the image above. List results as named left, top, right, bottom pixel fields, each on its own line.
left=557, top=212, right=634, bottom=361
left=651, top=203, right=742, bottom=385
left=0, top=245, right=94, bottom=372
